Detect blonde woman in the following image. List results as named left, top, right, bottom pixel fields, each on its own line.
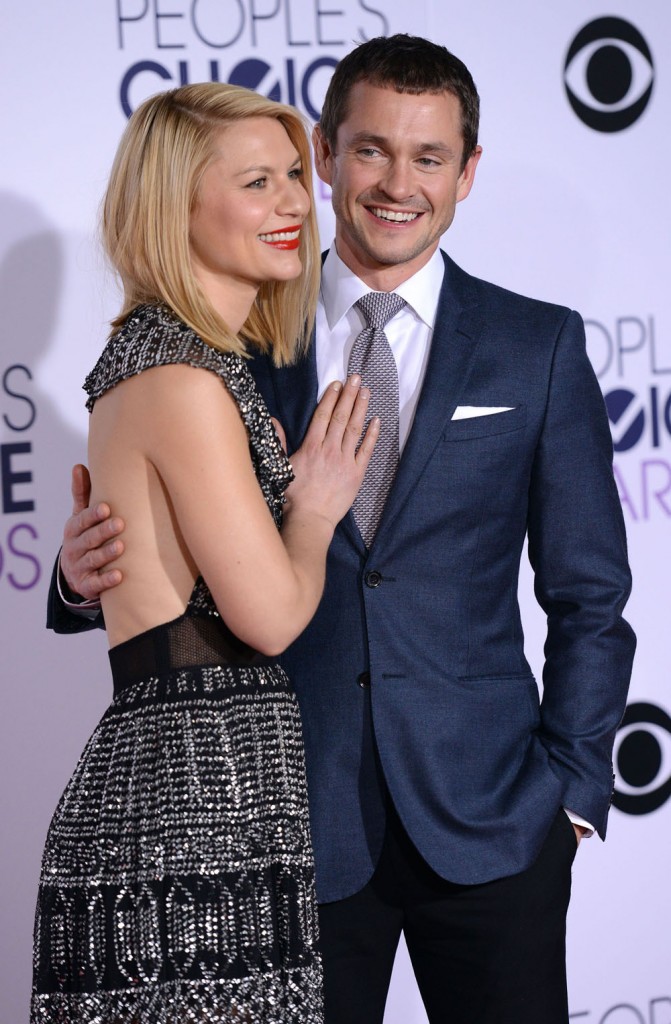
left=31, top=84, right=377, bottom=1023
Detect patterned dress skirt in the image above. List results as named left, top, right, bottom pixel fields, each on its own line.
left=31, top=613, right=324, bottom=1023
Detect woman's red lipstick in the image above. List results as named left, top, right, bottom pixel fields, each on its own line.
left=259, top=225, right=302, bottom=250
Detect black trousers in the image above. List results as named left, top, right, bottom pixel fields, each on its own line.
left=318, top=804, right=577, bottom=1024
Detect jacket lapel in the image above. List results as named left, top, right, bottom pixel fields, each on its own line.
left=270, top=336, right=367, bottom=552
left=372, top=254, right=484, bottom=547
left=270, top=343, right=318, bottom=454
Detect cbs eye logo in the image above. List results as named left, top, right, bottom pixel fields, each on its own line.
left=564, top=17, right=654, bottom=132
left=613, top=703, right=671, bottom=815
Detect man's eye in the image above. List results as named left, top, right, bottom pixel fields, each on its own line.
left=358, top=148, right=381, bottom=158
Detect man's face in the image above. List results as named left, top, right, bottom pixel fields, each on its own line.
left=314, top=82, right=481, bottom=287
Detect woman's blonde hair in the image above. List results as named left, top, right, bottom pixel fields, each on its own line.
left=102, top=83, right=321, bottom=365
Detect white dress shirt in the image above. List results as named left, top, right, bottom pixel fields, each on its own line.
left=316, top=244, right=445, bottom=452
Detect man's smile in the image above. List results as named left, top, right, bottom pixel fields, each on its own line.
left=368, top=207, right=422, bottom=223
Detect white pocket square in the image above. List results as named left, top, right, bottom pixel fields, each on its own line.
left=451, top=406, right=515, bottom=420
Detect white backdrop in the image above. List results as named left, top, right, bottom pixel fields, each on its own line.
left=2, top=2, right=669, bottom=1021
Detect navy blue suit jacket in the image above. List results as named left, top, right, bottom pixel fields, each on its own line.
left=48, top=252, right=635, bottom=902
left=249, top=252, right=635, bottom=900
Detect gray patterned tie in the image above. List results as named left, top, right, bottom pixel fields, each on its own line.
left=348, top=291, right=406, bottom=547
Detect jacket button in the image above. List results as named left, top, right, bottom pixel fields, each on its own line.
left=365, top=570, right=382, bottom=588
left=357, top=672, right=371, bottom=688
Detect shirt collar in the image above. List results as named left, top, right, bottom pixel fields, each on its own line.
left=320, top=244, right=445, bottom=331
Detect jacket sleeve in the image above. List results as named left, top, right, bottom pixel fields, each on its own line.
left=527, top=309, right=635, bottom=837
left=46, top=551, right=105, bottom=634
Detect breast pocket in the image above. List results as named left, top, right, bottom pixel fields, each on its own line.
left=443, top=404, right=527, bottom=441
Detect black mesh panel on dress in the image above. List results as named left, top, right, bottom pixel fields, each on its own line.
left=109, top=581, right=274, bottom=694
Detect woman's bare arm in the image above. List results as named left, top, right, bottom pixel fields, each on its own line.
left=88, top=363, right=375, bottom=654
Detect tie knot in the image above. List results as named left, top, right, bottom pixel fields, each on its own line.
left=356, top=292, right=406, bottom=331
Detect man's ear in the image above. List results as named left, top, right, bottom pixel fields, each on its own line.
left=312, top=124, right=334, bottom=186
left=456, top=145, right=482, bottom=204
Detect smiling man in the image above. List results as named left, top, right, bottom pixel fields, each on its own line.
left=315, top=80, right=479, bottom=288
left=51, top=34, right=635, bottom=1024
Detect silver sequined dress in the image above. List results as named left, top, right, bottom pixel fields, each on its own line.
left=31, top=305, right=324, bottom=1023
